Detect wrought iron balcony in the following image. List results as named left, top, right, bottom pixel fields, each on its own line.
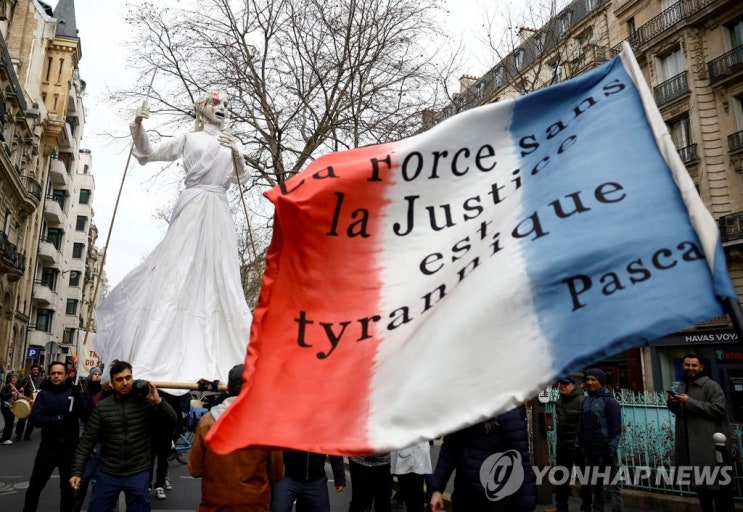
left=730, top=130, right=743, bottom=151
left=611, top=0, right=720, bottom=56
left=708, top=44, right=743, bottom=84
left=0, top=229, right=25, bottom=278
left=677, top=143, right=697, bottom=163
left=719, top=211, right=743, bottom=243
left=654, top=71, right=688, bottom=105
left=21, top=175, right=41, bottom=201
left=569, top=44, right=608, bottom=76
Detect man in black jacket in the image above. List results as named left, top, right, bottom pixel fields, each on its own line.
left=271, top=450, right=346, bottom=512
left=23, top=361, right=89, bottom=512
left=545, top=375, right=590, bottom=512
left=69, top=360, right=177, bottom=512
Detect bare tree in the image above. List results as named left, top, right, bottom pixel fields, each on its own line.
left=120, top=0, right=445, bottom=184
left=113, top=0, right=448, bottom=304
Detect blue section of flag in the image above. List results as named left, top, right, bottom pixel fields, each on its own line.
left=509, top=56, right=735, bottom=375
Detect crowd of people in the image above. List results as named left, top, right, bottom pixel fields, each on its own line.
left=0, top=353, right=736, bottom=512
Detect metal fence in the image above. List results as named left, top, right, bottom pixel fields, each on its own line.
left=541, top=389, right=743, bottom=498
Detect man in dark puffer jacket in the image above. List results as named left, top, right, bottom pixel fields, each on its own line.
left=23, top=361, right=89, bottom=512
left=69, top=360, right=177, bottom=512
left=429, top=405, right=536, bottom=511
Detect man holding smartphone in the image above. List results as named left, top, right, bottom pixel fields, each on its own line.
left=667, top=352, right=733, bottom=512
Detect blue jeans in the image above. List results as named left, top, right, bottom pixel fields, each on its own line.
left=89, top=469, right=151, bottom=512
left=272, top=475, right=330, bottom=512
left=73, top=443, right=101, bottom=510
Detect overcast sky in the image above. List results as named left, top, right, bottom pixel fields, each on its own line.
left=59, top=0, right=549, bottom=288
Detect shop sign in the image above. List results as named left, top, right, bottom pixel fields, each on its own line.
left=714, top=350, right=743, bottom=362
left=650, top=329, right=739, bottom=347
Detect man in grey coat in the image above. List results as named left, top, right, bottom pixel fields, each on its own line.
left=668, top=352, right=733, bottom=512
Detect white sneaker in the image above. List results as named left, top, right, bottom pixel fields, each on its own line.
left=155, top=487, right=166, bottom=500
left=164, top=476, right=172, bottom=490
left=2, top=440, right=12, bottom=445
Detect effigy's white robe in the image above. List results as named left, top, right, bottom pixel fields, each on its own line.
left=94, top=123, right=252, bottom=391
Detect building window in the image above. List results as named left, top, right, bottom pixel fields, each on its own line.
left=76, top=215, right=87, bottom=231
left=560, top=11, right=573, bottom=36
left=57, top=58, right=64, bottom=83
left=69, top=271, right=81, bottom=287
left=668, top=114, right=692, bottom=149
left=513, top=49, right=525, bottom=70
left=63, top=327, right=75, bottom=345
left=657, top=47, right=684, bottom=81
left=48, top=228, right=63, bottom=250
left=44, top=57, right=52, bottom=82
left=72, top=242, right=84, bottom=258
left=585, top=0, right=595, bottom=10
left=492, top=66, right=505, bottom=86
left=725, top=18, right=743, bottom=50
left=548, top=61, right=562, bottom=83
left=52, top=190, right=66, bottom=209
left=627, top=18, right=636, bottom=36
left=66, top=299, right=78, bottom=316
left=36, top=309, right=53, bottom=332
left=83, top=164, right=89, bottom=174
left=3, top=211, right=9, bottom=233
left=41, top=267, right=58, bottom=290
left=79, top=189, right=91, bottom=205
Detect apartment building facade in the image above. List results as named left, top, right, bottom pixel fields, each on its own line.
left=0, top=0, right=101, bottom=375
left=428, top=0, right=743, bottom=404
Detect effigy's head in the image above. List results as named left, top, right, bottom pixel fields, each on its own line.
left=194, top=90, right=229, bottom=130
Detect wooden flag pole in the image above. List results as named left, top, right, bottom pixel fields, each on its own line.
left=149, top=380, right=228, bottom=392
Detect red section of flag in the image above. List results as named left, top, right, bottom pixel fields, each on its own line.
left=207, top=143, right=396, bottom=454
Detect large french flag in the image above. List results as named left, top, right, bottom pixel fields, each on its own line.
left=207, top=44, right=737, bottom=455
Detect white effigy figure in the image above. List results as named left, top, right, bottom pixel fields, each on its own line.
left=94, top=91, right=252, bottom=391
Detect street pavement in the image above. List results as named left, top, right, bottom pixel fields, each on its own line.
left=0, top=430, right=353, bottom=511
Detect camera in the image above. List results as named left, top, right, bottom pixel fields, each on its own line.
left=132, top=379, right=150, bottom=400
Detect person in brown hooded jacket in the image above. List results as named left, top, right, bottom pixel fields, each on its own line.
left=188, top=364, right=284, bottom=511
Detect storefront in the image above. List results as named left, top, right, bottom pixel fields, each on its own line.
left=578, top=347, right=645, bottom=392
left=649, top=328, right=743, bottom=421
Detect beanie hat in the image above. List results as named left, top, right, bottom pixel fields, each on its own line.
left=89, top=367, right=102, bottom=376
left=228, top=364, right=245, bottom=395
left=558, top=375, right=577, bottom=385
left=586, top=368, right=606, bottom=386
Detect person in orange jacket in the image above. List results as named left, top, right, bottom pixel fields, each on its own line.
left=188, top=364, right=284, bottom=511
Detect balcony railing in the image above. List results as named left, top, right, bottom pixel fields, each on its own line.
left=39, top=234, right=61, bottom=251
left=654, top=71, right=688, bottom=105
left=568, top=45, right=608, bottom=76
left=611, top=0, right=720, bottom=56
left=720, top=211, right=743, bottom=243
left=708, top=44, right=743, bottom=84
left=22, top=175, right=41, bottom=201
left=677, top=143, right=697, bottom=163
left=729, top=130, right=743, bottom=151
left=0, top=230, right=25, bottom=276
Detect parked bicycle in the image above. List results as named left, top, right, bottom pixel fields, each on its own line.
left=169, top=405, right=208, bottom=464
